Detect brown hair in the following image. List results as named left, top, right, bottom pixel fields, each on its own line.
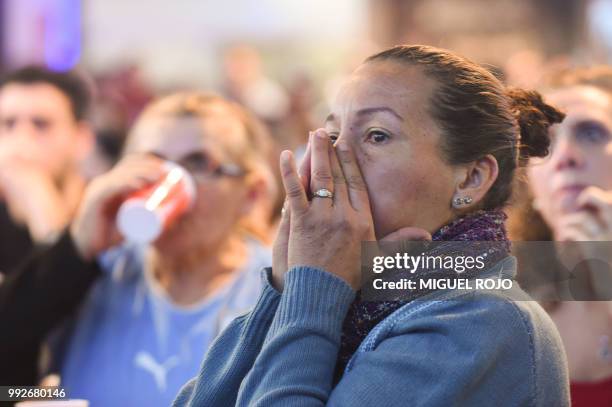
left=127, top=92, right=274, bottom=172
left=366, top=45, right=565, bottom=209
left=1, top=65, right=92, bottom=121
left=543, top=65, right=612, bottom=94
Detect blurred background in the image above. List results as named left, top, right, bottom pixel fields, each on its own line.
left=1, top=0, right=611, bottom=170
left=1, top=2, right=612, bottom=402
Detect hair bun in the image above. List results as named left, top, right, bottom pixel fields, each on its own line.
left=506, top=87, right=565, bottom=162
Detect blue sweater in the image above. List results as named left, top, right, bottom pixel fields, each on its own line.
left=173, top=257, right=570, bottom=406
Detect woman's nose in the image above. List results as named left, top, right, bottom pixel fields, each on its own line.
left=333, top=131, right=351, bottom=147
left=551, top=136, right=585, bottom=172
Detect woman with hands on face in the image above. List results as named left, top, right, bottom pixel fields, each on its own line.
left=174, top=45, right=570, bottom=407
left=516, top=66, right=612, bottom=407
left=271, top=129, right=431, bottom=292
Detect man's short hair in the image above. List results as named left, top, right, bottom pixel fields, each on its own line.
left=0, top=66, right=92, bottom=121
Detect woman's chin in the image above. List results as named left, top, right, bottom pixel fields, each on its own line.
left=152, top=236, right=179, bottom=254
left=153, top=225, right=189, bottom=252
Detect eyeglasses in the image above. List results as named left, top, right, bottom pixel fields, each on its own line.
left=150, top=151, right=245, bottom=180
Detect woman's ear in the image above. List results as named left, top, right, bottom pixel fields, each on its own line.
left=452, top=154, right=499, bottom=210
left=239, top=172, right=275, bottom=242
left=240, top=173, right=268, bottom=216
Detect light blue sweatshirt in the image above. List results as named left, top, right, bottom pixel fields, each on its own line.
left=49, top=240, right=270, bottom=407
left=174, top=257, right=570, bottom=406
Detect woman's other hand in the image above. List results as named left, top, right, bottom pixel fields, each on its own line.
left=275, top=129, right=429, bottom=291
left=70, top=155, right=165, bottom=260
left=272, top=135, right=311, bottom=290
left=556, top=187, right=612, bottom=299
left=557, top=186, right=612, bottom=242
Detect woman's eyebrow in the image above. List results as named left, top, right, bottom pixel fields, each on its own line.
left=149, top=151, right=167, bottom=160
left=356, top=107, right=404, bottom=121
left=572, top=119, right=611, bottom=133
left=325, top=107, right=404, bottom=124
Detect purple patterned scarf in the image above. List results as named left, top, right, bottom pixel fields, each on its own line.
left=333, top=209, right=510, bottom=383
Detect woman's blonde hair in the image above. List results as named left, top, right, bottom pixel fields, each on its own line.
left=126, top=91, right=279, bottom=242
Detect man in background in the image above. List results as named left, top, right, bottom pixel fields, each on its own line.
left=0, top=66, right=94, bottom=272
left=0, top=66, right=98, bottom=386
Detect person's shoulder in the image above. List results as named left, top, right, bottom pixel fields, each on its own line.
left=97, top=244, right=143, bottom=279
left=385, top=285, right=567, bottom=384
left=389, top=285, right=558, bottom=345
left=244, top=238, right=272, bottom=273
left=350, top=284, right=569, bottom=406
left=222, top=239, right=271, bottom=312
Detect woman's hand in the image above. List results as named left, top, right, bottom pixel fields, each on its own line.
left=70, top=154, right=165, bottom=260
left=556, top=187, right=612, bottom=299
left=272, top=136, right=312, bottom=291
left=274, top=129, right=430, bottom=291
left=557, top=186, right=612, bottom=242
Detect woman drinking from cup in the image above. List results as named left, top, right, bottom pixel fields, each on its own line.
left=49, top=92, right=277, bottom=406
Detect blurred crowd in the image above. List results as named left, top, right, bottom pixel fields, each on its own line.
left=0, top=38, right=611, bottom=406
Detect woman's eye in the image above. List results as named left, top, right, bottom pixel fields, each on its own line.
left=33, top=118, right=50, bottom=132
left=367, top=130, right=390, bottom=143
left=328, top=133, right=339, bottom=144
left=182, top=153, right=210, bottom=173
left=575, top=121, right=610, bottom=144
left=1, top=118, right=15, bottom=131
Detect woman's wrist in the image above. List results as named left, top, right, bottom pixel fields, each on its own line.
left=270, top=268, right=285, bottom=292
left=273, top=265, right=356, bottom=333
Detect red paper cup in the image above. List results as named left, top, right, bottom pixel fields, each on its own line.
left=116, top=162, right=196, bottom=243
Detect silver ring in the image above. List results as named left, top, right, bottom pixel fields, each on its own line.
left=313, top=188, right=333, bottom=199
